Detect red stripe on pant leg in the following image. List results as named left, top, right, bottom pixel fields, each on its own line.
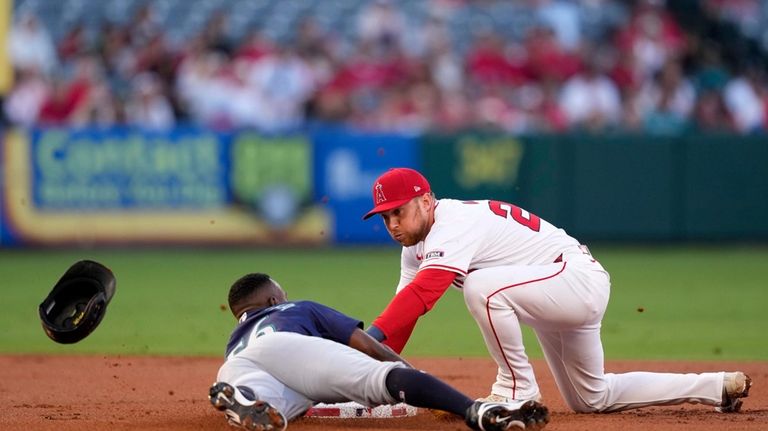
left=484, top=262, right=567, bottom=399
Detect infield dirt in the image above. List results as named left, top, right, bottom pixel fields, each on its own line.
left=1, top=356, right=764, bottom=431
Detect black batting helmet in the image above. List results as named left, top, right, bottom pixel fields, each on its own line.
left=39, top=260, right=117, bottom=344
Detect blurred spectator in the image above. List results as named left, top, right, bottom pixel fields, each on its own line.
left=357, top=0, right=406, bottom=55
left=293, top=18, right=338, bottom=89
left=427, top=41, right=464, bottom=93
left=295, top=17, right=335, bottom=60
left=636, top=59, right=695, bottom=135
left=474, top=84, right=518, bottom=132
left=7, top=0, right=768, bottom=135
left=96, top=22, right=136, bottom=84
left=723, top=63, right=766, bottom=133
left=371, top=83, right=435, bottom=133
left=433, top=89, right=472, bottom=132
left=3, top=68, right=49, bottom=126
left=705, top=0, right=761, bottom=39
left=407, top=83, right=441, bottom=132
left=244, top=45, right=316, bottom=131
left=403, top=14, right=452, bottom=59
left=693, top=45, right=731, bottom=92
left=37, top=55, right=101, bottom=126
left=692, top=89, right=735, bottom=132
left=128, top=3, right=161, bottom=49
left=310, top=87, right=351, bottom=123
left=466, top=32, right=525, bottom=87
left=517, top=80, right=568, bottom=133
left=523, top=25, right=580, bottom=83
left=608, top=47, right=641, bottom=96
left=76, top=79, right=119, bottom=127
left=202, top=10, right=235, bottom=55
left=7, top=12, right=57, bottom=76
left=558, top=47, right=622, bottom=131
left=125, top=73, right=175, bottom=129
left=38, top=79, right=76, bottom=126
left=57, top=22, right=89, bottom=63
left=619, top=86, right=644, bottom=132
left=176, top=49, right=242, bottom=129
left=616, top=0, right=685, bottom=81
left=641, top=91, right=691, bottom=135
left=235, top=30, right=275, bottom=64
left=326, top=39, right=409, bottom=104
left=134, top=33, right=168, bottom=77
left=532, top=0, right=582, bottom=52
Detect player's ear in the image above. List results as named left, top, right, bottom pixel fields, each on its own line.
left=268, top=296, right=278, bottom=307
left=420, top=193, right=432, bottom=208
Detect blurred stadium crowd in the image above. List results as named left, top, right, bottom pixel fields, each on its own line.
left=4, top=0, right=768, bottom=134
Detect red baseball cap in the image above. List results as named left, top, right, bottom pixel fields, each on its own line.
left=363, top=168, right=431, bottom=220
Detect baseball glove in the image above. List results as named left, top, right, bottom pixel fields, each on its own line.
left=39, top=260, right=116, bottom=344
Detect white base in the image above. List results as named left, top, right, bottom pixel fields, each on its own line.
left=305, top=402, right=418, bottom=418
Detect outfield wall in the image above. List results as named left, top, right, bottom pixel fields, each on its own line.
left=423, top=133, right=768, bottom=241
left=1, top=126, right=765, bottom=246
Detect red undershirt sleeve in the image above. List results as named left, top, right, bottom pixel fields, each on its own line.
left=371, top=268, right=457, bottom=353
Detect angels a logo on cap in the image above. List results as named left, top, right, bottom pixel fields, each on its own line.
left=374, top=183, right=386, bottom=204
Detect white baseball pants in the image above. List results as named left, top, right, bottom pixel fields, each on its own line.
left=217, top=331, right=405, bottom=419
left=462, top=246, right=724, bottom=412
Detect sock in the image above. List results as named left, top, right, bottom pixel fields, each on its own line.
left=384, top=368, right=474, bottom=416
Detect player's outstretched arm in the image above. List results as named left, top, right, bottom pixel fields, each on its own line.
left=371, top=268, right=457, bottom=353
left=348, top=328, right=414, bottom=368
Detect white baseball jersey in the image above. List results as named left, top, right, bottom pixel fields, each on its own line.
left=396, top=198, right=580, bottom=292
left=391, top=198, right=726, bottom=412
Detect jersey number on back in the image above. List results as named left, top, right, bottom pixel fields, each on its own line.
left=488, top=200, right=541, bottom=232
left=228, top=316, right=277, bottom=358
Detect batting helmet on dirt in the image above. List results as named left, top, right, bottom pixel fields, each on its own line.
left=39, top=260, right=117, bottom=344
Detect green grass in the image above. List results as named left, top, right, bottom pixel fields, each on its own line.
left=1, top=245, right=766, bottom=360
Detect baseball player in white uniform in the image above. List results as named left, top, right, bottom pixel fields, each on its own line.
left=363, top=167, right=752, bottom=414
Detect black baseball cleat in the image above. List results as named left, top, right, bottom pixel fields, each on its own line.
left=209, top=382, right=287, bottom=431
left=465, top=400, right=549, bottom=431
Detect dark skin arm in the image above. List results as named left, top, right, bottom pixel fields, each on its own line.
left=347, top=328, right=414, bottom=368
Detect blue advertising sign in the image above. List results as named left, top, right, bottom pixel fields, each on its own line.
left=30, top=127, right=229, bottom=210
left=1, top=128, right=328, bottom=246
left=311, top=125, right=420, bottom=243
